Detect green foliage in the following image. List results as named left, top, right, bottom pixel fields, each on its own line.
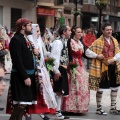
left=95, top=0, right=107, bottom=5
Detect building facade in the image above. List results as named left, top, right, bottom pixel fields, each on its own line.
left=81, top=0, right=120, bottom=31
left=36, top=0, right=64, bottom=34
left=1, top=0, right=120, bottom=32
left=0, top=0, right=36, bottom=32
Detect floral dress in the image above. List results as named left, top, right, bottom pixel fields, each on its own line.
left=62, top=39, right=90, bottom=113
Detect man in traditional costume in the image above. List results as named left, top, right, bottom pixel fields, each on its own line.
left=86, top=22, right=120, bottom=115
left=6, top=18, right=39, bottom=120
left=50, top=25, right=71, bottom=119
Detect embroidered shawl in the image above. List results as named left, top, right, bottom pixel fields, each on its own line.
left=89, top=35, right=120, bottom=90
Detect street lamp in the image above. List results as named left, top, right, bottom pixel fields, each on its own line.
left=95, top=0, right=107, bottom=37
left=73, top=0, right=83, bottom=26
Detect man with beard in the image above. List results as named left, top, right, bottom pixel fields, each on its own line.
left=7, top=18, right=39, bottom=120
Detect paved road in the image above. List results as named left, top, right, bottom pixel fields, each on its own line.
left=0, top=74, right=120, bottom=120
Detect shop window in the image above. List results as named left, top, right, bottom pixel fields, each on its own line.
left=11, top=8, right=22, bottom=31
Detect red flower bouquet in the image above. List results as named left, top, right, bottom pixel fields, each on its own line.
left=68, top=61, right=78, bottom=70
left=45, top=57, right=55, bottom=71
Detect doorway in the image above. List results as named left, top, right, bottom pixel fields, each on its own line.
left=37, top=16, right=46, bottom=37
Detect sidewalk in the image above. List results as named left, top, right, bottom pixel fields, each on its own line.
left=1, top=75, right=120, bottom=120
left=90, top=90, right=120, bottom=109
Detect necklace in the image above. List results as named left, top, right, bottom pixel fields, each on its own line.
left=73, top=37, right=79, bottom=43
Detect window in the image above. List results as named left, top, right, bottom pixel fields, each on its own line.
left=11, top=8, right=22, bottom=31
left=56, top=0, right=63, bottom=5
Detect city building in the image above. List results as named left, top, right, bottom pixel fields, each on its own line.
left=1, top=0, right=120, bottom=33
left=81, top=0, right=120, bottom=31
left=0, top=0, right=36, bottom=32
left=36, top=0, right=64, bottom=34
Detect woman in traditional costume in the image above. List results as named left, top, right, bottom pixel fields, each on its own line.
left=62, top=26, right=90, bottom=113
left=25, top=24, right=57, bottom=120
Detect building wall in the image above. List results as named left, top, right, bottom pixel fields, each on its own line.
left=0, top=0, right=36, bottom=31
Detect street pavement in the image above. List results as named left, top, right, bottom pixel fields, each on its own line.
left=0, top=74, right=120, bottom=120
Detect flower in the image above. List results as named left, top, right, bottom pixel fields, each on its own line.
left=69, top=61, right=78, bottom=70
left=68, top=61, right=78, bottom=84
left=95, top=0, right=107, bottom=5
left=45, top=57, right=55, bottom=71
left=26, top=41, right=30, bottom=46
left=95, top=0, right=107, bottom=10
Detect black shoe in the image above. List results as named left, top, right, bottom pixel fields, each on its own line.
left=0, top=107, right=4, bottom=111
left=42, top=116, right=50, bottom=120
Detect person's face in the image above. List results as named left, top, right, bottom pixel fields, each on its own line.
left=87, top=31, right=92, bottom=35
left=102, top=26, right=112, bottom=38
left=64, top=26, right=71, bottom=39
left=0, top=68, right=6, bottom=96
left=54, top=33, right=57, bottom=38
left=45, top=30, right=48, bottom=34
left=74, top=28, right=82, bottom=40
left=24, top=23, right=32, bottom=35
left=36, top=26, right=41, bottom=39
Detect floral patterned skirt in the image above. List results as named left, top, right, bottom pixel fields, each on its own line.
left=62, top=64, right=90, bottom=113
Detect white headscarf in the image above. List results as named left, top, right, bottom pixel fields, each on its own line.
left=45, top=28, right=53, bottom=39
left=27, top=24, right=44, bottom=67
left=27, top=24, right=57, bottom=108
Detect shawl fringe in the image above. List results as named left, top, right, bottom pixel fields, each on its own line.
left=89, top=75, right=100, bottom=91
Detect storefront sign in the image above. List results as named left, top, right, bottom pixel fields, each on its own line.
left=37, top=7, right=56, bottom=16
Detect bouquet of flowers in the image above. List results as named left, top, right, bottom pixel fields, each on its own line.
left=68, top=61, right=78, bottom=84
left=69, top=61, right=78, bottom=70
left=45, top=57, right=55, bottom=71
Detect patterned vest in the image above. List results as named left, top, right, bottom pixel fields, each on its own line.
left=103, top=39, right=115, bottom=58
left=56, top=36, right=68, bottom=66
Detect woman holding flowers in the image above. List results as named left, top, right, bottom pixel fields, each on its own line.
left=26, top=24, right=57, bottom=120
left=62, top=26, right=90, bottom=113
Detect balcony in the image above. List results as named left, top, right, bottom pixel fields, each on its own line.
left=102, top=5, right=120, bottom=16
left=55, top=0, right=63, bottom=5
left=81, top=4, right=98, bottom=13
left=64, top=0, right=82, bottom=10
left=37, top=0, right=54, bottom=7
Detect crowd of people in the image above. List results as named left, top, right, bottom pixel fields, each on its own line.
left=0, top=18, right=120, bottom=120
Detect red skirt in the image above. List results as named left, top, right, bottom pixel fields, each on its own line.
left=25, top=91, right=56, bottom=114
left=6, top=86, right=56, bottom=115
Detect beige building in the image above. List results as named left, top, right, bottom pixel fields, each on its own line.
left=1, top=0, right=120, bottom=33
left=63, top=0, right=82, bottom=27
left=0, top=0, right=36, bottom=32
left=37, top=0, right=64, bottom=34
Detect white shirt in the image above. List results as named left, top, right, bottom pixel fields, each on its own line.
left=50, top=40, right=63, bottom=74
left=85, top=47, right=120, bottom=62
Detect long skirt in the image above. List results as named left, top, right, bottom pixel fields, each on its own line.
left=25, top=87, right=55, bottom=114
left=62, top=63, right=90, bottom=113
left=25, top=66, right=56, bottom=114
